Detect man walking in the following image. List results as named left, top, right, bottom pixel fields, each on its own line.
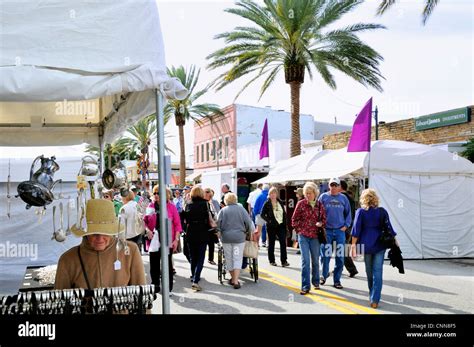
left=318, top=178, right=352, bottom=289
left=340, top=180, right=358, bottom=277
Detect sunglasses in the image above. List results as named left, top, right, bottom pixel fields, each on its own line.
left=205, top=191, right=211, bottom=193
left=103, top=195, right=111, bottom=198
left=330, top=183, right=339, bottom=187
left=153, top=192, right=159, bottom=195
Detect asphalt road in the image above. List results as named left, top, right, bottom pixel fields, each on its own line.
left=148, top=244, right=474, bottom=314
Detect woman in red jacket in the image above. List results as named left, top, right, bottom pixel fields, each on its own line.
left=143, top=185, right=182, bottom=294
left=291, top=182, right=326, bottom=295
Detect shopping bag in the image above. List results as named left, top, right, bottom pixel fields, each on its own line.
left=148, top=230, right=160, bottom=252
left=243, top=240, right=258, bottom=259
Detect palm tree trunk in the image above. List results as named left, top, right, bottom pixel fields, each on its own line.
left=289, top=81, right=301, bottom=157
left=178, top=124, right=186, bottom=187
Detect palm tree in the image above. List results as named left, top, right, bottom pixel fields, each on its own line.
left=207, top=0, right=385, bottom=157
left=377, top=0, right=439, bottom=25
left=86, top=140, right=131, bottom=169
left=165, top=65, right=223, bottom=187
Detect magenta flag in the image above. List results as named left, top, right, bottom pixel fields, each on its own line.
left=259, top=118, right=269, bottom=159
left=347, top=98, right=373, bottom=152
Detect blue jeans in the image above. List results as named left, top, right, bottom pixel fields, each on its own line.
left=189, top=242, right=207, bottom=283
left=298, top=234, right=320, bottom=291
left=364, top=250, right=385, bottom=304
left=321, top=228, right=346, bottom=284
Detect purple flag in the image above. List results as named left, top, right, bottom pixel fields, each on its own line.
left=347, top=98, right=373, bottom=152
left=259, top=118, right=269, bottom=160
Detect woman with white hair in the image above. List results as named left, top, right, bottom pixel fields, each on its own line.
left=351, top=189, right=398, bottom=309
left=217, top=193, right=255, bottom=289
left=291, top=182, right=326, bottom=295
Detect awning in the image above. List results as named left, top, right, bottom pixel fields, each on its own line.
left=0, top=0, right=187, bottom=146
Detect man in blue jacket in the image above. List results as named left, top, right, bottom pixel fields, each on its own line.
left=318, top=178, right=352, bottom=289
left=253, top=184, right=269, bottom=247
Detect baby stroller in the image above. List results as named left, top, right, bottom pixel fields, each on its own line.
left=217, top=239, right=258, bottom=284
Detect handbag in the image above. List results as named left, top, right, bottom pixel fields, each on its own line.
left=317, top=202, right=327, bottom=244
left=208, top=205, right=217, bottom=229
left=378, top=207, right=395, bottom=248
left=243, top=240, right=259, bottom=259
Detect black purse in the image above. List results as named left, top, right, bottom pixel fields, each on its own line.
left=378, top=207, right=395, bottom=248
left=317, top=202, right=327, bottom=244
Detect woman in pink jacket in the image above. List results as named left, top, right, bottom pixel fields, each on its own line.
left=144, top=185, right=182, bottom=294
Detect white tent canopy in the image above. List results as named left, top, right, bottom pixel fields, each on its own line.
left=0, top=0, right=187, bottom=146
left=254, top=150, right=330, bottom=184
left=255, top=141, right=474, bottom=259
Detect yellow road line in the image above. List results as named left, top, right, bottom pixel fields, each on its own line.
left=257, top=272, right=357, bottom=314
left=257, top=267, right=379, bottom=315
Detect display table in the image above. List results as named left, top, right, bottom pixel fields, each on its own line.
left=18, top=266, right=54, bottom=292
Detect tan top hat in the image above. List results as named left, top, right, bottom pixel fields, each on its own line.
left=71, top=199, right=124, bottom=237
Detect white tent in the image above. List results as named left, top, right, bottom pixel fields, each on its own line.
left=255, top=141, right=474, bottom=259
left=0, top=0, right=187, bottom=302
left=0, top=0, right=187, bottom=146
left=254, top=150, right=330, bottom=184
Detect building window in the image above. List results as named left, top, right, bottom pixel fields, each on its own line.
left=196, top=146, right=199, bottom=163
left=206, top=142, right=210, bottom=162
left=219, top=138, right=223, bottom=159
left=224, top=137, right=229, bottom=159
left=201, top=144, right=204, bottom=163
left=212, top=140, right=216, bottom=161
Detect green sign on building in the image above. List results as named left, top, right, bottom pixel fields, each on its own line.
left=415, top=107, right=470, bottom=131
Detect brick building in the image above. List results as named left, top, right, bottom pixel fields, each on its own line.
left=323, top=106, right=473, bottom=153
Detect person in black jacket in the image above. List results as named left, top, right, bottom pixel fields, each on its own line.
left=340, top=180, right=358, bottom=277
left=261, top=187, right=290, bottom=267
left=183, top=186, right=211, bottom=292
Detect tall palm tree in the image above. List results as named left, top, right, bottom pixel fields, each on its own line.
left=165, top=65, right=223, bottom=187
left=207, top=0, right=385, bottom=157
left=377, top=0, right=439, bottom=25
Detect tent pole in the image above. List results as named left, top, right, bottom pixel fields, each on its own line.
left=155, top=88, right=171, bottom=314
left=98, top=130, right=105, bottom=178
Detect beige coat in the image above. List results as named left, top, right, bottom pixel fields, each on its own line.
left=54, top=237, right=146, bottom=289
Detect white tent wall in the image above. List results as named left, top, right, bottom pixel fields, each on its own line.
left=419, top=175, right=474, bottom=258
left=371, top=174, right=424, bottom=259
left=370, top=173, right=474, bottom=259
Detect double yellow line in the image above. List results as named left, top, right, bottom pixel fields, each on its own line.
left=256, top=267, right=379, bottom=314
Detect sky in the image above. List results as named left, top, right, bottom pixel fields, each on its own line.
left=2, top=0, right=473, bottom=163
left=157, top=0, right=473, bottom=162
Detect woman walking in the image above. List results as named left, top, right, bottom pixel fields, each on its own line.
left=217, top=193, right=255, bottom=289
left=351, top=189, right=398, bottom=309
left=261, top=187, right=290, bottom=267
left=143, top=186, right=182, bottom=294
left=183, top=186, right=211, bottom=292
left=291, top=182, right=326, bottom=295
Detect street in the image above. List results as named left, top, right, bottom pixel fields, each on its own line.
left=147, top=245, right=474, bottom=314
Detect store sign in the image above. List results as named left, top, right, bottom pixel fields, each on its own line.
left=415, top=107, right=469, bottom=131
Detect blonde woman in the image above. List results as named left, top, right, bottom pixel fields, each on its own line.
left=183, top=186, right=211, bottom=292
left=351, top=189, right=398, bottom=309
left=291, top=182, right=326, bottom=295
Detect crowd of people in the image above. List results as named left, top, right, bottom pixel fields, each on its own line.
left=54, top=177, right=399, bottom=309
